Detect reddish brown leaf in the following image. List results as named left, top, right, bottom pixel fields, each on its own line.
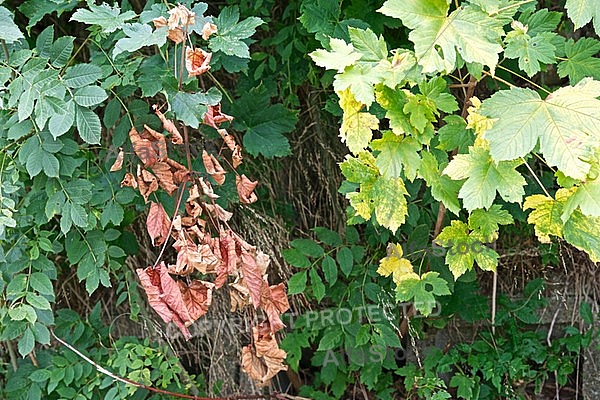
left=155, top=108, right=183, bottom=144
left=235, top=236, right=263, bottom=309
left=236, top=174, right=258, bottom=204
left=242, top=322, right=287, bottom=385
left=137, top=166, right=159, bottom=203
left=136, top=263, right=192, bottom=340
left=203, top=104, right=233, bottom=129
left=232, top=146, right=243, bottom=168
left=186, top=47, right=211, bottom=77
left=260, top=282, right=290, bottom=333
left=129, top=127, right=159, bottom=167
left=166, top=158, right=189, bottom=184
left=229, top=283, right=250, bottom=312
left=202, top=150, right=226, bottom=185
left=173, top=238, right=220, bottom=275
left=142, top=125, right=168, bottom=162
left=121, top=172, right=138, bottom=189
left=152, top=16, right=184, bottom=44
left=110, top=149, right=124, bottom=172
left=203, top=203, right=233, bottom=222
left=199, top=177, right=219, bottom=199
left=201, top=22, right=218, bottom=40
left=215, top=230, right=236, bottom=288
left=178, top=280, right=214, bottom=321
left=168, top=4, right=195, bottom=29
left=147, top=202, right=171, bottom=246
left=150, top=161, right=178, bottom=195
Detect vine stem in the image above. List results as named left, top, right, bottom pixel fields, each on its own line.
left=51, top=331, right=302, bottom=400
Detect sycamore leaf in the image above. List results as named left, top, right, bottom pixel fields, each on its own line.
left=338, top=88, right=379, bottom=154
left=379, top=0, right=506, bottom=74
left=260, top=282, right=290, bottom=333
left=557, top=38, right=600, bottom=84
left=504, top=29, right=556, bottom=77
left=146, top=202, right=171, bottom=246
left=242, top=322, right=287, bottom=385
left=565, top=0, right=600, bottom=35
left=468, top=205, right=513, bottom=240
left=348, top=27, right=388, bottom=62
left=178, top=280, right=214, bottom=322
left=370, top=131, right=421, bottom=181
left=209, top=6, right=263, bottom=59
left=71, top=3, right=136, bottom=33
left=560, top=178, right=600, bottom=222
left=309, top=38, right=362, bottom=72
left=443, top=146, right=526, bottom=212
left=523, top=192, right=565, bottom=243
left=395, top=271, right=450, bottom=316
left=563, top=210, right=600, bottom=262
left=418, top=152, right=461, bottom=215
left=437, top=115, right=475, bottom=153
left=334, top=64, right=382, bottom=107
left=340, top=151, right=378, bottom=184
left=113, top=23, right=168, bottom=58
left=377, top=244, right=419, bottom=283
left=479, top=78, right=600, bottom=180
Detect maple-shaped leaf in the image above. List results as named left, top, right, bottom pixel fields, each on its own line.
left=443, top=146, right=526, bottom=212
left=309, top=38, right=362, bottom=72
left=377, top=244, right=419, bottom=283
left=260, top=282, right=290, bottom=333
left=113, top=23, right=168, bottom=58
left=504, top=23, right=557, bottom=77
left=418, top=152, right=461, bottom=215
left=468, top=205, right=513, bottom=241
left=146, top=201, right=171, bottom=246
left=71, top=3, right=136, bottom=33
left=178, top=280, right=214, bottom=322
left=338, top=88, right=379, bottom=154
left=186, top=46, right=212, bottom=76
left=479, top=78, right=600, bottom=180
left=561, top=178, right=600, bottom=222
left=334, top=63, right=383, bottom=107
left=379, top=0, right=506, bottom=74
left=395, top=271, right=450, bottom=316
left=437, top=115, right=475, bottom=153
left=524, top=188, right=600, bottom=261
left=565, top=0, right=600, bottom=36
left=435, top=220, right=499, bottom=279
left=557, top=38, right=600, bottom=84
left=370, top=131, right=421, bottom=181
left=340, top=151, right=378, bottom=184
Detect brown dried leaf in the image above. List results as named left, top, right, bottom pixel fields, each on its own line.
left=260, top=282, right=290, bottom=333
left=229, top=283, right=250, bottom=312
left=202, top=150, right=226, bottom=185
left=146, top=202, right=171, bottom=246
left=199, top=177, right=219, bottom=199
left=110, top=149, right=124, bottom=172
left=242, top=322, right=287, bottom=385
left=173, top=239, right=220, bottom=275
left=215, top=229, right=237, bottom=288
left=235, top=236, right=263, bottom=308
left=168, top=4, right=195, bottom=29
left=142, top=125, right=168, bottom=161
left=201, top=22, right=218, bottom=40
left=166, top=158, right=189, bottom=184
left=217, top=128, right=236, bottom=151
left=232, top=146, right=243, bottom=168
left=203, top=203, right=233, bottom=222
left=137, top=166, right=159, bottom=203
left=150, top=161, right=178, bottom=195
left=153, top=16, right=184, bottom=44
left=178, top=280, right=214, bottom=321
left=155, top=108, right=183, bottom=144
left=121, top=172, right=138, bottom=189
left=129, top=127, right=159, bottom=167
left=236, top=174, right=258, bottom=204
left=204, top=104, right=233, bottom=129
left=136, top=263, right=192, bottom=340
left=186, top=47, right=211, bottom=77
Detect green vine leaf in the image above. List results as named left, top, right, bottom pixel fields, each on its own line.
left=443, top=146, right=526, bottom=212
left=504, top=23, right=556, bottom=77
left=371, top=131, right=421, bottom=181
left=378, top=0, right=507, bottom=74
left=565, top=0, right=600, bottom=35
left=395, top=271, right=450, bottom=316
left=557, top=38, right=600, bottom=84
left=71, top=3, right=136, bottom=34
left=209, top=6, right=263, bottom=59
left=479, top=78, right=600, bottom=180
left=309, top=38, right=362, bottom=73
left=468, top=205, right=513, bottom=240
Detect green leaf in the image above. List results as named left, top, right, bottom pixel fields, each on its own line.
left=450, top=374, right=476, bottom=399
left=321, top=256, right=338, bottom=286
left=299, top=0, right=341, bottom=45
left=36, top=26, right=54, bottom=58
left=523, top=192, right=565, bottom=243
left=100, top=200, right=124, bottom=227
left=561, top=179, right=600, bottom=223
left=210, top=6, right=263, bottom=58
left=230, top=86, right=295, bottom=158
left=64, top=179, right=93, bottom=205
left=557, top=38, right=600, bottom=84
left=437, top=115, right=474, bottom=153
left=309, top=268, right=326, bottom=302
left=340, top=151, right=378, bottom=183
left=63, top=64, right=103, bottom=88
left=0, top=6, right=24, bottom=43
left=312, top=227, right=342, bottom=246
left=71, top=3, right=136, bottom=33
left=563, top=208, right=600, bottom=262
left=318, top=329, right=342, bottom=350
left=75, top=106, right=101, bottom=144
left=379, top=0, right=505, bottom=74
left=50, top=36, right=74, bottom=67
left=41, top=152, right=60, bottom=178
left=504, top=30, right=556, bottom=77
left=479, top=78, right=600, bottom=180
left=371, top=131, right=421, bottom=180
left=336, top=246, right=354, bottom=277
left=49, top=100, right=75, bottom=138
left=291, top=239, right=324, bottom=258
left=395, top=271, right=450, bottom=316
left=287, top=271, right=307, bottom=295
left=18, top=327, right=35, bottom=357
left=521, top=8, right=563, bottom=37
left=468, top=205, right=513, bottom=240
left=19, top=0, right=79, bottom=32
left=30, top=272, right=53, bottom=295
left=334, top=63, right=382, bottom=107
left=566, top=0, right=600, bottom=35
left=113, top=23, right=168, bottom=58
left=338, top=88, right=379, bottom=154
left=171, top=89, right=221, bottom=128
left=73, top=85, right=108, bottom=107
left=26, top=292, right=51, bottom=310
left=309, top=38, right=362, bottom=72
left=282, top=248, right=311, bottom=268
left=371, top=176, right=408, bottom=233
left=348, top=27, right=388, bottom=62
left=443, top=146, right=526, bottom=212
